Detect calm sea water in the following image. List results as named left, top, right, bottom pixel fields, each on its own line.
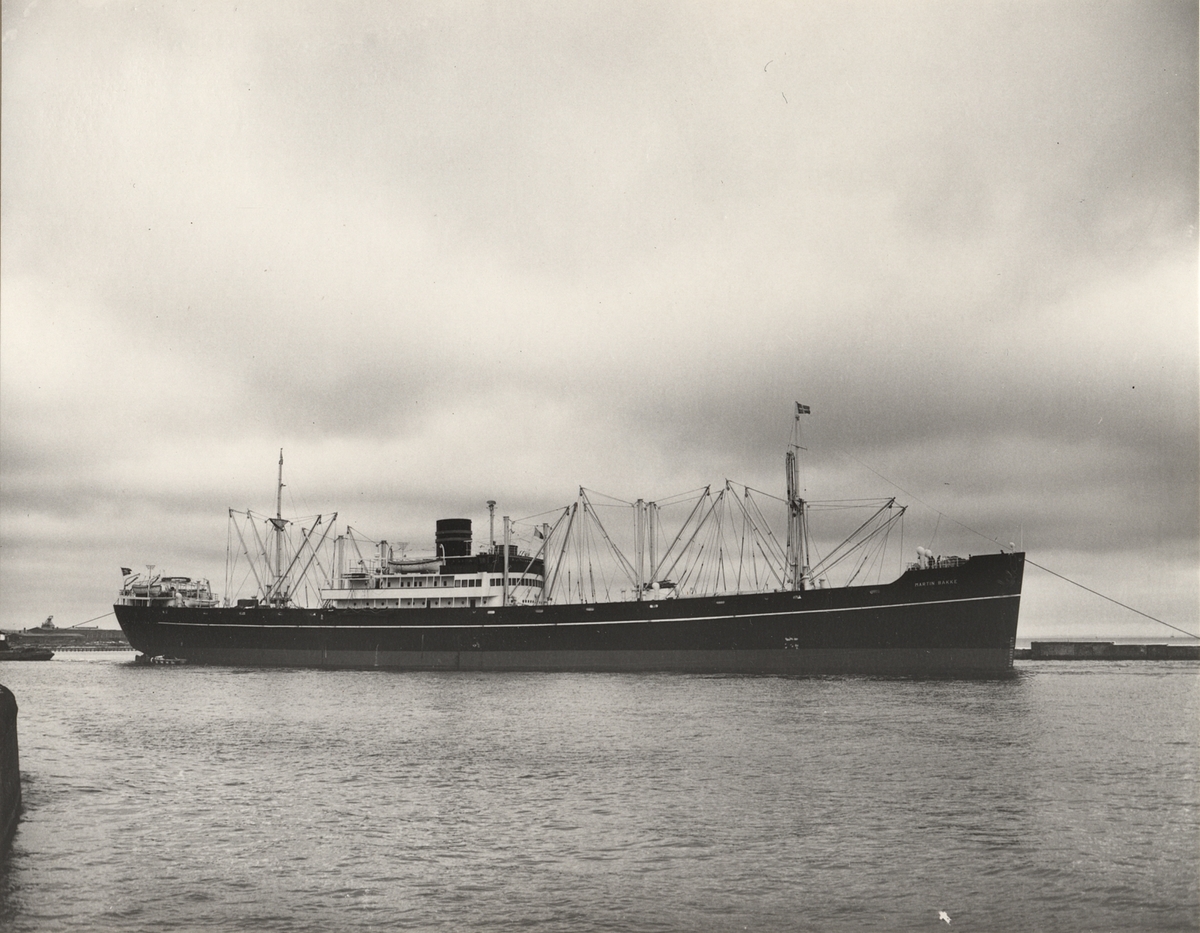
left=0, top=653, right=1196, bottom=932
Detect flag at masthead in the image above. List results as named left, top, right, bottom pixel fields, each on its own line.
left=787, top=403, right=811, bottom=588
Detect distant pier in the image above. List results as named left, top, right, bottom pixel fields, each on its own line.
left=1015, top=642, right=1200, bottom=661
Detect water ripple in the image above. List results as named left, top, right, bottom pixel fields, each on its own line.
left=0, top=658, right=1195, bottom=931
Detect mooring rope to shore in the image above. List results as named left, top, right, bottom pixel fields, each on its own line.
left=831, top=445, right=1199, bottom=641
left=1020, top=559, right=1198, bottom=639
left=66, top=611, right=116, bottom=628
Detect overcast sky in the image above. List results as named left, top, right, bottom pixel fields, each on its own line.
left=2, top=1, right=1196, bottom=638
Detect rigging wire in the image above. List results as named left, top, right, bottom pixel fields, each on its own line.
left=654, top=485, right=713, bottom=507
left=581, top=487, right=635, bottom=507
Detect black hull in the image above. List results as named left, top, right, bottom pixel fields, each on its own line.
left=114, top=552, right=1024, bottom=675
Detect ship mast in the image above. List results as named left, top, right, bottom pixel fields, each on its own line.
left=635, top=498, right=645, bottom=599
left=502, top=515, right=510, bottom=605
left=786, top=403, right=811, bottom=590
left=270, top=449, right=287, bottom=603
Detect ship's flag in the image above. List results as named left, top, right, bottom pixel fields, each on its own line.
left=533, top=527, right=544, bottom=539
left=795, top=402, right=811, bottom=415
left=121, top=567, right=133, bottom=576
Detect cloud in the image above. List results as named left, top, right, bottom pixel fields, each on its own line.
left=1, top=1, right=1195, bottom=634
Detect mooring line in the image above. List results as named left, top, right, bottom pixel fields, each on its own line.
left=832, top=444, right=1199, bottom=640
left=67, top=611, right=116, bottom=628
left=1022, top=559, right=1198, bottom=639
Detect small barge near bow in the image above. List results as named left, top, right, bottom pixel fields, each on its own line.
left=0, top=634, right=54, bottom=662
left=114, top=408, right=1024, bottom=674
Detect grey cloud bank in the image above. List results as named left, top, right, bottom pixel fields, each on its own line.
left=1, top=1, right=1196, bottom=639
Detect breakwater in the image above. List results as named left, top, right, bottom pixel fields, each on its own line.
left=0, top=684, right=19, bottom=847
left=1015, top=642, right=1200, bottom=660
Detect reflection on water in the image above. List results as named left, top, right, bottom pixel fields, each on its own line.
left=0, top=654, right=1196, bottom=932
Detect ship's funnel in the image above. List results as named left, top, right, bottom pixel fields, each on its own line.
left=436, top=519, right=472, bottom=557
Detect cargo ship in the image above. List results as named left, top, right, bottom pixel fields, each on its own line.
left=114, top=408, right=1024, bottom=674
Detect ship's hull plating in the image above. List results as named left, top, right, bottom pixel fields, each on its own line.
left=115, top=553, right=1024, bottom=675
